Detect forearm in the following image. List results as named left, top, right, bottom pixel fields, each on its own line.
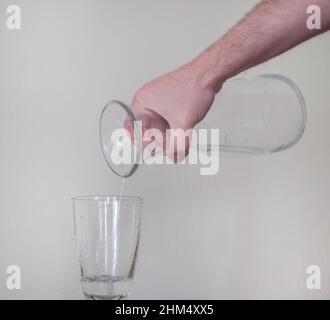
left=192, top=0, right=330, bottom=92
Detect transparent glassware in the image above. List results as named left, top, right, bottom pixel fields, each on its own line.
left=72, top=195, right=143, bottom=300
left=100, top=74, right=306, bottom=177
left=196, top=74, right=306, bottom=155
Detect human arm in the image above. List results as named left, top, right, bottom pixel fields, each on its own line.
left=130, top=0, right=330, bottom=157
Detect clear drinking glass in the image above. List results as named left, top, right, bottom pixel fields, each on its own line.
left=72, top=195, right=143, bottom=300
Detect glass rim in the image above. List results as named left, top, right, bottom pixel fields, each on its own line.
left=71, top=195, right=143, bottom=202
left=99, top=100, right=141, bottom=178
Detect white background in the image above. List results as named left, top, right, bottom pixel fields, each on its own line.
left=0, top=0, right=329, bottom=299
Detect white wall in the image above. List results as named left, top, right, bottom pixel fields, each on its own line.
left=0, top=0, right=329, bottom=299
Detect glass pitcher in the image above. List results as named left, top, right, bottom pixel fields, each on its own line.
left=99, top=74, right=306, bottom=178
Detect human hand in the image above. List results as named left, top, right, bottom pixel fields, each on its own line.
left=129, top=62, right=220, bottom=162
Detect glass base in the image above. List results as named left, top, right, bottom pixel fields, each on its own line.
left=81, top=275, right=132, bottom=301
left=84, top=293, right=128, bottom=300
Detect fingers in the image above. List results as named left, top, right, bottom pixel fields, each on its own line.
left=164, top=125, right=193, bottom=164
left=132, top=109, right=170, bottom=151
left=126, top=109, right=193, bottom=163
left=128, top=87, right=194, bottom=163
